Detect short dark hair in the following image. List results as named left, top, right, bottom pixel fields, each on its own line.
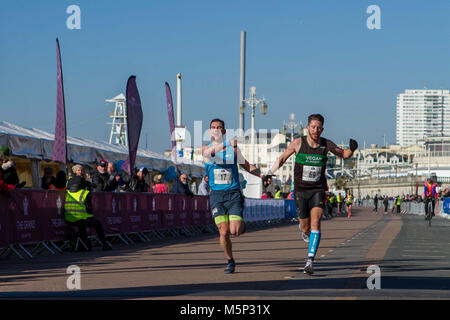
left=210, top=118, right=225, bottom=129
left=308, top=114, right=324, bottom=126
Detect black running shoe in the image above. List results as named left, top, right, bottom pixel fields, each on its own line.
left=224, top=261, right=236, bottom=274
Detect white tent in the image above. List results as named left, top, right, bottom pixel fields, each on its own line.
left=0, top=121, right=204, bottom=187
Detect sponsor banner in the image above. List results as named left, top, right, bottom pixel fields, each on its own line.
left=44, top=190, right=67, bottom=241
left=91, top=192, right=128, bottom=235
left=161, top=194, right=176, bottom=229
left=174, top=195, right=191, bottom=228
left=443, top=198, right=450, bottom=215
left=0, top=195, right=11, bottom=246
left=9, top=189, right=50, bottom=244
left=145, top=194, right=162, bottom=230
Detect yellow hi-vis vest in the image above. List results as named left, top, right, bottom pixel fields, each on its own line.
left=396, top=197, right=401, bottom=206
left=274, top=190, right=282, bottom=199
left=64, top=189, right=93, bottom=222
left=337, top=194, right=341, bottom=203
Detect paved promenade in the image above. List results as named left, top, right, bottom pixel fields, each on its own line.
left=0, top=206, right=449, bottom=300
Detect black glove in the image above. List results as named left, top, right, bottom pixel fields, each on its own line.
left=349, top=139, right=358, bottom=152
left=261, top=174, right=273, bottom=187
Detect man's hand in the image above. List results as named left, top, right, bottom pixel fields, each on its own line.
left=349, top=139, right=358, bottom=152
left=261, top=170, right=274, bottom=187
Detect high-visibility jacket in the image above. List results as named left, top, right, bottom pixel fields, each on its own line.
left=337, top=194, right=341, bottom=203
left=64, top=189, right=93, bottom=222
left=274, top=190, right=282, bottom=199
left=395, top=197, right=401, bottom=206
left=329, top=196, right=335, bottom=204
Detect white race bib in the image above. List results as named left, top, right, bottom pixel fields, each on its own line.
left=214, top=168, right=232, bottom=185
left=302, top=165, right=321, bottom=182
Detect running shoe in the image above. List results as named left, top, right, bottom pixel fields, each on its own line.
left=224, top=261, right=236, bottom=274
left=303, top=258, right=314, bottom=275
left=301, top=231, right=310, bottom=243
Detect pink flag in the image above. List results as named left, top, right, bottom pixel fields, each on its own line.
left=121, top=76, right=143, bottom=176
left=165, top=82, right=177, bottom=164
left=52, top=38, right=67, bottom=164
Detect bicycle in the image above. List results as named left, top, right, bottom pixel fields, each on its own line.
left=425, top=196, right=434, bottom=227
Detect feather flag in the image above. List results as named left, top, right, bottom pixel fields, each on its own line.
left=165, top=82, right=177, bottom=164
left=121, top=76, right=143, bottom=176
left=52, top=38, right=68, bottom=164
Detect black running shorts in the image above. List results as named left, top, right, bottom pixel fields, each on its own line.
left=294, top=190, right=326, bottom=219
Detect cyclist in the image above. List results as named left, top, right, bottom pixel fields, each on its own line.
left=423, top=177, right=438, bottom=220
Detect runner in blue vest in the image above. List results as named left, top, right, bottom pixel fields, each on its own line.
left=266, top=114, right=358, bottom=275
left=202, top=118, right=266, bottom=274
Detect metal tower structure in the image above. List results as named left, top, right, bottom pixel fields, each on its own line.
left=106, top=93, right=127, bottom=147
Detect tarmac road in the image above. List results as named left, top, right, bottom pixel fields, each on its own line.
left=0, top=206, right=449, bottom=300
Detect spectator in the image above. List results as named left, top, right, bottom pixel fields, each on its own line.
left=383, top=195, right=389, bottom=214
left=152, top=173, right=168, bottom=193
left=65, top=165, right=111, bottom=251
left=197, top=175, right=210, bottom=196
left=125, top=167, right=150, bottom=192
left=274, top=186, right=282, bottom=199
left=0, top=146, right=23, bottom=189
left=41, top=167, right=56, bottom=190
left=91, top=159, right=118, bottom=192
left=372, top=194, right=378, bottom=212
left=50, top=170, right=67, bottom=190
left=170, top=173, right=194, bottom=196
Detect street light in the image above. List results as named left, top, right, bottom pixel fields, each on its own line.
left=283, top=113, right=302, bottom=188
left=243, top=86, right=267, bottom=165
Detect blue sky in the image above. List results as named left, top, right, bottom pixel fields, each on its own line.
left=1, top=0, right=449, bottom=153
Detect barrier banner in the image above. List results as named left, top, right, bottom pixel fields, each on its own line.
left=0, top=195, right=11, bottom=246
left=284, top=200, right=297, bottom=219
left=43, top=190, right=67, bottom=241
left=144, top=194, right=162, bottom=231
left=92, top=192, right=128, bottom=235
left=9, top=189, right=50, bottom=244
left=160, top=194, right=176, bottom=229
left=190, top=196, right=212, bottom=226
left=174, top=195, right=191, bottom=228
left=443, top=198, right=450, bottom=215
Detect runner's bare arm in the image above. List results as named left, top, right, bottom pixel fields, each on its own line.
left=202, top=141, right=229, bottom=162
left=235, top=142, right=263, bottom=178
left=326, top=140, right=353, bottom=159
left=269, top=138, right=300, bottom=174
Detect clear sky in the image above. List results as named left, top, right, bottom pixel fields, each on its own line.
left=1, top=0, right=449, bottom=153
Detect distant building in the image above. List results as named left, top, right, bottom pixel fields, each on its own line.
left=396, top=89, right=450, bottom=146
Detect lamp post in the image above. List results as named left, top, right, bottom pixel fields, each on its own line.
left=282, top=113, right=302, bottom=187
left=243, top=86, right=267, bottom=165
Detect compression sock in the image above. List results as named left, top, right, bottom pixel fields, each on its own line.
left=308, top=230, right=321, bottom=259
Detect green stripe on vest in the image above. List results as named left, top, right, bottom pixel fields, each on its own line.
left=295, top=153, right=328, bottom=166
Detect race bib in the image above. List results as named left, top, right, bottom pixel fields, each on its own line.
left=302, top=165, right=321, bottom=182
left=214, top=168, right=232, bottom=185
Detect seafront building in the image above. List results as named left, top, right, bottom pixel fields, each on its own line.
left=396, top=89, right=450, bottom=146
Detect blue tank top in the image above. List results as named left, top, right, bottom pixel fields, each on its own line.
left=204, top=141, right=240, bottom=191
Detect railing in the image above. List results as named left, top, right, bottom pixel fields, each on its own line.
left=0, top=190, right=298, bottom=260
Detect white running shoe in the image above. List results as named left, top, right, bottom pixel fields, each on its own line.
left=303, top=258, right=314, bottom=275
left=301, top=231, right=310, bottom=243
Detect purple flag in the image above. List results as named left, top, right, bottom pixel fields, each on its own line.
left=52, top=38, right=67, bottom=164
left=121, top=76, right=143, bottom=176
left=165, top=82, right=177, bottom=164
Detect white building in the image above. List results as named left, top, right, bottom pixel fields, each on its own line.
left=396, top=89, right=450, bottom=146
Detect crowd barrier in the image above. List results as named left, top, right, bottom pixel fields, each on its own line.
left=361, top=199, right=449, bottom=219
left=0, top=190, right=298, bottom=259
